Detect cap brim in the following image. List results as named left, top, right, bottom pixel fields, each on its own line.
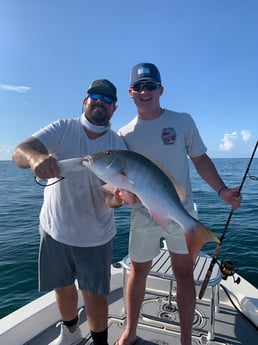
left=87, top=87, right=117, bottom=102
left=131, top=77, right=158, bottom=86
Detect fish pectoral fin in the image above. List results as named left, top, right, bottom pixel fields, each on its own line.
left=184, top=222, right=220, bottom=262
left=120, top=174, right=134, bottom=184
left=121, top=175, right=134, bottom=184
left=120, top=169, right=134, bottom=184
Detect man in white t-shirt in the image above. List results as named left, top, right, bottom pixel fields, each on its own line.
left=12, top=79, right=126, bottom=345
left=115, top=63, right=242, bottom=345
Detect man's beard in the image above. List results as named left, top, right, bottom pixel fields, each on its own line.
left=88, top=105, right=109, bottom=125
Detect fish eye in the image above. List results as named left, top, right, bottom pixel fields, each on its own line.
left=106, top=151, right=112, bottom=155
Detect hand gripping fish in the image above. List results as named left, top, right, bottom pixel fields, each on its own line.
left=80, top=150, right=220, bottom=262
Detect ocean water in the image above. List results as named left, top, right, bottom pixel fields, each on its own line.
left=0, top=158, right=257, bottom=319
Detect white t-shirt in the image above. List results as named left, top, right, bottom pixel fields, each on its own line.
left=32, top=117, right=127, bottom=247
left=118, top=109, right=207, bottom=211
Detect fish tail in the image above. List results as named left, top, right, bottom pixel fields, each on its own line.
left=185, top=222, right=220, bottom=262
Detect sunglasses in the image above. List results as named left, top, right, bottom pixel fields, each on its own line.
left=132, top=81, right=160, bottom=92
left=89, top=93, right=114, bottom=105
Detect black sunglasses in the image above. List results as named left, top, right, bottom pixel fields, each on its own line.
left=132, top=81, right=160, bottom=92
left=89, top=93, right=114, bottom=104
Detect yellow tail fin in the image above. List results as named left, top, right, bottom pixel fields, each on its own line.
left=185, top=222, right=220, bottom=262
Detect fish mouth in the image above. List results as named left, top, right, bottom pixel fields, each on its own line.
left=82, top=155, right=93, bottom=166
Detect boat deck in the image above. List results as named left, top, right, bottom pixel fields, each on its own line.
left=25, top=265, right=258, bottom=345
left=1, top=253, right=257, bottom=345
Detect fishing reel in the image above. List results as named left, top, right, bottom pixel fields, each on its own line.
left=220, top=259, right=241, bottom=284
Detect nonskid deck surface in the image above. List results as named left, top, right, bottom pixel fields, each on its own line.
left=26, top=282, right=258, bottom=345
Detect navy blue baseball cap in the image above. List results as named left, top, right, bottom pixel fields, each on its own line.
left=130, top=63, right=161, bottom=86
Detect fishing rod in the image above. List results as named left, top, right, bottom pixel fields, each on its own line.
left=199, top=140, right=258, bottom=299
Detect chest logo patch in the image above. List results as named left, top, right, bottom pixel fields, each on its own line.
left=161, top=127, right=176, bottom=145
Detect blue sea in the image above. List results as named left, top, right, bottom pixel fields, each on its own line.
left=0, top=158, right=258, bottom=319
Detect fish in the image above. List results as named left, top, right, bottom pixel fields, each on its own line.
left=57, top=157, right=87, bottom=174
left=34, top=157, right=87, bottom=185
left=81, top=149, right=220, bottom=261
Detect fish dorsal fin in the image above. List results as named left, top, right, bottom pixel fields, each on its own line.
left=142, top=153, right=186, bottom=202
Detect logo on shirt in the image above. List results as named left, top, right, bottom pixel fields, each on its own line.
left=161, top=127, right=176, bottom=145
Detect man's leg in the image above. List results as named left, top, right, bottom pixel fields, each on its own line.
left=170, top=252, right=195, bottom=345
left=117, top=260, right=152, bottom=345
left=55, top=284, right=78, bottom=321
left=82, top=291, right=109, bottom=345
left=48, top=284, right=82, bottom=345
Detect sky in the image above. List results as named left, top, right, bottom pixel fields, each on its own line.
left=0, top=0, right=257, bottom=160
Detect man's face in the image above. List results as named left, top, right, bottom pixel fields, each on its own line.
left=84, top=94, right=117, bottom=126
left=129, top=81, right=163, bottom=112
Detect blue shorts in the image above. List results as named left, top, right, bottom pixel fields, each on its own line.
left=39, top=227, right=113, bottom=295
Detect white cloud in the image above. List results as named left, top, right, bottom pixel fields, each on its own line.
left=240, top=130, right=252, bottom=142
left=0, top=84, right=31, bottom=93
left=219, top=131, right=238, bottom=151
left=219, top=129, right=253, bottom=152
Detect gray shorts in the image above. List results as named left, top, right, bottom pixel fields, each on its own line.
left=39, top=227, right=113, bottom=295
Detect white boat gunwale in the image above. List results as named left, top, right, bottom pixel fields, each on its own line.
left=1, top=249, right=257, bottom=345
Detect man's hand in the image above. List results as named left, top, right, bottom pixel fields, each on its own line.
left=31, top=155, right=61, bottom=179
left=219, top=186, right=242, bottom=210
left=103, top=186, right=140, bottom=208
left=118, top=189, right=140, bottom=205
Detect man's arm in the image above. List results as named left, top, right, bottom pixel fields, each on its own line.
left=12, top=137, right=60, bottom=179
left=191, top=153, right=241, bottom=210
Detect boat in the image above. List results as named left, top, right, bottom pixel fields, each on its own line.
left=1, top=240, right=257, bottom=345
